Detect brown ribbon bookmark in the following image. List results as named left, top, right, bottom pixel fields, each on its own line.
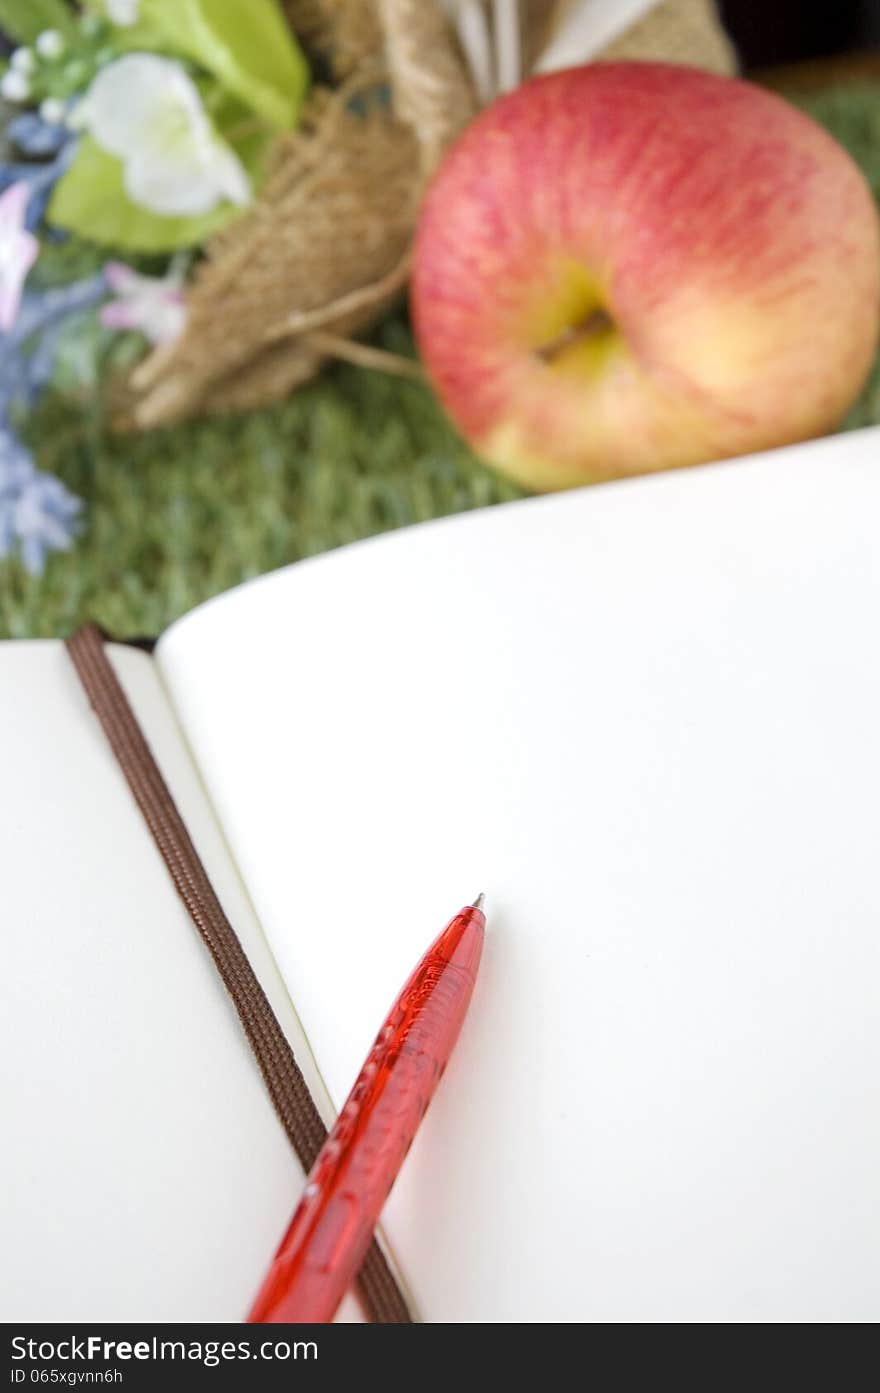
left=67, top=624, right=413, bottom=1325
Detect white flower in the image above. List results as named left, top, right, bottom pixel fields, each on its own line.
left=35, top=30, right=65, bottom=60
left=1, top=70, right=31, bottom=102
left=39, top=98, right=67, bottom=126
left=100, top=261, right=187, bottom=345
left=10, top=48, right=35, bottom=75
left=83, top=54, right=250, bottom=217
left=107, top=0, right=141, bottom=24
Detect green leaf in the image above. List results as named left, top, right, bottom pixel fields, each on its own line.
left=48, top=138, right=230, bottom=251
left=47, top=116, right=269, bottom=252
left=116, top=0, right=308, bottom=130
left=0, top=0, right=76, bottom=44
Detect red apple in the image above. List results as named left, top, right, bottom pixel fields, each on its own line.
left=412, top=63, right=880, bottom=490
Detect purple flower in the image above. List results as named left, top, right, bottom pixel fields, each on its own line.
left=0, top=184, right=39, bottom=331
left=0, top=271, right=105, bottom=573
left=0, top=426, right=81, bottom=573
left=1, top=114, right=78, bottom=232
left=7, top=111, right=70, bottom=160
left=100, top=261, right=187, bottom=345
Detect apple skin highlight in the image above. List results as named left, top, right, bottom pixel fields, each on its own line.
left=411, top=63, right=880, bottom=491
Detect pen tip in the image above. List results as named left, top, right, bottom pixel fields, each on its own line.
left=471, top=892, right=485, bottom=911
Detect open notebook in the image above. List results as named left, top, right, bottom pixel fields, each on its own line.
left=3, top=426, right=879, bottom=1323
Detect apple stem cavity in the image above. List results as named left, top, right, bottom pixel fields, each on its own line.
left=534, top=306, right=616, bottom=364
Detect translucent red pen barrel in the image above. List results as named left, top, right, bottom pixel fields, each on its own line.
left=248, top=903, right=485, bottom=1323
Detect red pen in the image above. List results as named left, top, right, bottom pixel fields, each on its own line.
left=248, top=894, right=486, bottom=1324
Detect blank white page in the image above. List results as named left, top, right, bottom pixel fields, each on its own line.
left=158, top=428, right=880, bottom=1322
left=0, top=643, right=362, bottom=1322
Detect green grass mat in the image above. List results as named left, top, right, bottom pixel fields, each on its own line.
left=3, top=82, right=880, bottom=639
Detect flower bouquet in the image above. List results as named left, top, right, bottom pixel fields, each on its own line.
left=0, top=0, right=312, bottom=569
